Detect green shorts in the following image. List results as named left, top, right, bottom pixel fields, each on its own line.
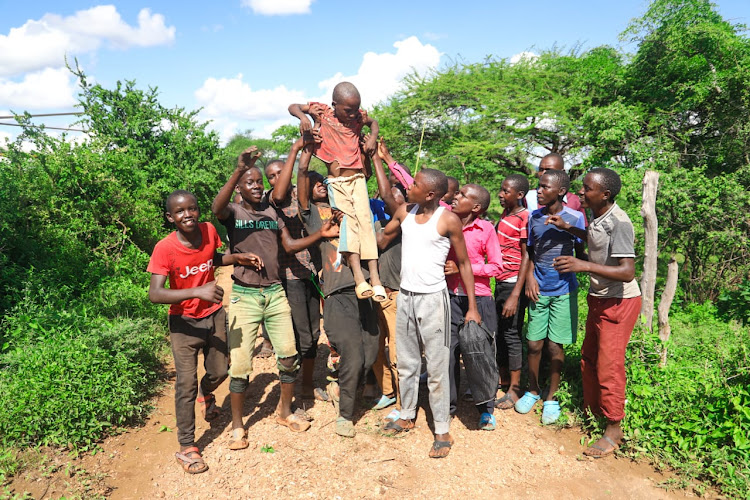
left=527, top=291, right=578, bottom=345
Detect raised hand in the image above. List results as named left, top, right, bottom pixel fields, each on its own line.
left=238, top=146, right=260, bottom=171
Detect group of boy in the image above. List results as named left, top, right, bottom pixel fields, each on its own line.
left=147, top=81, right=642, bottom=473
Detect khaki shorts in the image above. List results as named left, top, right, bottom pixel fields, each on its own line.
left=326, top=173, right=378, bottom=260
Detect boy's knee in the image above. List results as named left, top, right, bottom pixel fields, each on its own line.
left=229, top=376, right=249, bottom=393
left=527, top=340, right=544, bottom=354
left=277, top=355, right=300, bottom=384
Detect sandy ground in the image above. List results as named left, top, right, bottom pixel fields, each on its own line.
left=7, top=267, right=699, bottom=500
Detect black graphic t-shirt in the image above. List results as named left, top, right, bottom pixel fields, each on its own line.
left=220, top=202, right=286, bottom=287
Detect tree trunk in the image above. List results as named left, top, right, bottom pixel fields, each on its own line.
left=657, top=256, right=679, bottom=367
left=640, top=170, right=660, bottom=332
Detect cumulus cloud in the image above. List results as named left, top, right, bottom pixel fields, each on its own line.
left=242, top=0, right=313, bottom=16
left=0, top=68, right=78, bottom=109
left=510, top=51, right=539, bottom=65
left=0, top=5, right=175, bottom=77
left=196, top=36, right=442, bottom=142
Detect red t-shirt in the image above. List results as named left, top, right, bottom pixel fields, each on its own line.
left=308, top=102, right=364, bottom=169
left=147, top=222, right=223, bottom=318
left=496, top=208, right=529, bottom=282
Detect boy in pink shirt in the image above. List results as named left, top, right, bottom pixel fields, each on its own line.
left=444, top=184, right=503, bottom=430
left=289, top=82, right=385, bottom=302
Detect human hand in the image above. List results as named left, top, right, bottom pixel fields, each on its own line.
left=502, top=293, right=519, bottom=318
left=320, top=215, right=341, bottom=239
left=525, top=275, right=539, bottom=302
left=377, top=137, right=391, bottom=161
left=552, top=255, right=588, bottom=274
left=234, top=252, right=264, bottom=270
left=195, top=282, right=224, bottom=303
left=237, top=146, right=260, bottom=171
left=545, top=214, right=570, bottom=231
left=444, top=260, right=459, bottom=275
left=464, top=308, right=481, bottom=325
left=363, top=133, right=377, bottom=156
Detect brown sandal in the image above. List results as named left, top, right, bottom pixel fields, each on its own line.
left=228, top=428, right=249, bottom=450
left=197, top=393, right=221, bottom=421
left=276, top=413, right=311, bottom=433
left=175, top=447, right=209, bottom=474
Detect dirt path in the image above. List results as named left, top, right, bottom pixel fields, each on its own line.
left=10, top=267, right=693, bottom=499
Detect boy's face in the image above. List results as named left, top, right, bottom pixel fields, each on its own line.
left=498, top=180, right=521, bottom=209
left=451, top=186, right=478, bottom=217
left=265, top=163, right=283, bottom=187
left=236, top=168, right=264, bottom=204
left=537, top=173, right=565, bottom=207
left=537, top=156, right=563, bottom=178
left=308, top=173, right=328, bottom=202
left=332, top=95, right=362, bottom=125
left=580, top=173, right=608, bottom=209
left=406, top=172, right=432, bottom=205
left=166, top=195, right=200, bottom=234
left=442, top=181, right=459, bottom=204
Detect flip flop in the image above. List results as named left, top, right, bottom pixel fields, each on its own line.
left=276, top=413, right=311, bottom=433
left=541, top=400, right=561, bottom=425
left=228, top=428, right=249, bottom=450
left=175, top=447, right=208, bottom=474
left=371, top=285, right=387, bottom=302
left=495, top=391, right=518, bottom=410
left=373, top=394, right=397, bottom=411
left=355, top=281, right=374, bottom=299
left=583, top=435, right=619, bottom=458
left=381, top=419, right=414, bottom=436
left=514, top=391, right=541, bottom=414
left=429, top=438, right=454, bottom=458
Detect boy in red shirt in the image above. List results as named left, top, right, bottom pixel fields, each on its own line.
left=289, top=82, right=385, bottom=302
left=147, top=190, right=262, bottom=474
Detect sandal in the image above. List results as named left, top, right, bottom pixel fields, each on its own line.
left=495, top=391, right=518, bottom=410
left=276, top=413, right=312, bottom=433
left=541, top=400, right=561, bottom=425
left=314, top=387, right=330, bottom=402
left=429, top=438, right=454, bottom=458
left=197, top=393, right=221, bottom=422
left=373, top=394, right=397, bottom=411
left=335, top=417, right=356, bottom=438
left=228, top=428, right=249, bottom=450
left=371, top=285, right=387, bottom=302
left=479, top=412, right=496, bottom=431
left=583, top=435, right=619, bottom=458
left=257, top=341, right=274, bottom=358
left=355, top=281, right=374, bottom=299
left=175, top=447, right=208, bottom=474
left=381, top=419, right=414, bottom=436
left=514, top=391, right=541, bottom=414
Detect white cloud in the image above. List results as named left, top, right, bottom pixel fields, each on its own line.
left=242, top=0, right=313, bottom=16
left=0, top=68, right=78, bottom=109
left=0, top=5, right=175, bottom=77
left=510, top=51, right=539, bottom=65
left=195, top=36, right=442, bottom=142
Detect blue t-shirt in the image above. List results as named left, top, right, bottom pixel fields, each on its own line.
left=527, top=206, right=585, bottom=296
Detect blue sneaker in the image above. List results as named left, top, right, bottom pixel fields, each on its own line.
left=373, top=394, right=397, bottom=410
left=514, top=391, right=541, bottom=414
left=479, top=412, right=496, bottom=431
left=541, top=400, right=561, bottom=425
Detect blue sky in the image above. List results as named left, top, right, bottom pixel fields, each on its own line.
left=1, top=0, right=748, bottom=144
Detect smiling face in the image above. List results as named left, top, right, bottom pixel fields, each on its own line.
left=537, top=173, right=564, bottom=207
left=580, top=172, right=608, bottom=210
left=332, top=95, right=362, bottom=125
left=498, top=179, right=521, bottom=209
left=166, top=194, right=200, bottom=234
left=236, top=167, right=264, bottom=205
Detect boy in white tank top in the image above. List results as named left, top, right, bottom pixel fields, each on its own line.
left=381, top=168, right=480, bottom=459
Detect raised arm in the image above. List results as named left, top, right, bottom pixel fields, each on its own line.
left=212, top=146, right=259, bottom=219
left=296, top=143, right=314, bottom=212
left=271, top=137, right=305, bottom=204
left=383, top=202, right=409, bottom=240
left=361, top=111, right=379, bottom=155
left=378, top=137, right=414, bottom=190
left=372, top=151, right=399, bottom=215
left=280, top=213, right=341, bottom=254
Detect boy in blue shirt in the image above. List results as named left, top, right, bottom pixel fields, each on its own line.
left=516, top=169, right=585, bottom=424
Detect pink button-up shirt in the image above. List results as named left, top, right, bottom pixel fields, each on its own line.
left=446, top=218, right=503, bottom=297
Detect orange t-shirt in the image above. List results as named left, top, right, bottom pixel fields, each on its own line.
left=309, top=102, right=364, bottom=169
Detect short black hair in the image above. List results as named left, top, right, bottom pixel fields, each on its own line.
left=589, top=167, right=622, bottom=200
left=165, top=189, right=197, bottom=212
left=446, top=176, right=459, bottom=192
left=332, top=82, right=361, bottom=103
left=264, top=159, right=284, bottom=176
left=541, top=169, right=570, bottom=193
left=465, top=183, right=491, bottom=214
left=419, top=168, right=449, bottom=199
left=540, top=153, right=564, bottom=170
left=504, top=174, right=530, bottom=196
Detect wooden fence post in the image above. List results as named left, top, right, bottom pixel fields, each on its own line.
left=657, top=255, right=679, bottom=367
left=640, top=170, right=660, bottom=332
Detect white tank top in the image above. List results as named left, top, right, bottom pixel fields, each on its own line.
left=400, top=205, right=450, bottom=293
